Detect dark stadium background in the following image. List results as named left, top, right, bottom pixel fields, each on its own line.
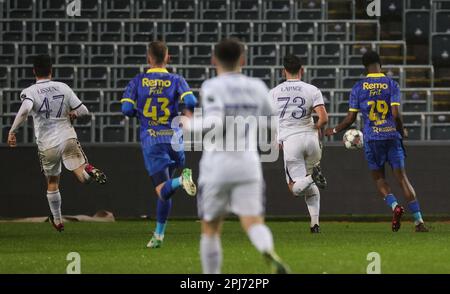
left=1, top=0, right=450, bottom=218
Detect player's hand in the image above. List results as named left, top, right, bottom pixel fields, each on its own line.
left=402, top=127, right=409, bottom=139
left=278, top=143, right=283, bottom=150
left=7, top=132, right=17, bottom=147
left=324, top=128, right=335, bottom=137
left=68, top=111, right=78, bottom=123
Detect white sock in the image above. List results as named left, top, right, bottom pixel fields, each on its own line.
left=304, top=185, right=320, bottom=227
left=82, top=169, right=92, bottom=183
left=292, top=175, right=314, bottom=196
left=247, top=224, right=274, bottom=254
left=47, top=190, right=62, bottom=223
left=200, top=234, right=222, bottom=274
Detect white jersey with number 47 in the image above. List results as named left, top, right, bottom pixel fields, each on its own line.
left=20, top=79, right=83, bottom=151
left=269, top=79, right=324, bottom=143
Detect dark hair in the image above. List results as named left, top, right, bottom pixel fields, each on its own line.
left=148, top=41, right=168, bottom=65
left=283, top=54, right=302, bottom=75
left=33, top=54, right=52, bottom=77
left=362, top=51, right=381, bottom=68
left=214, top=38, right=244, bottom=69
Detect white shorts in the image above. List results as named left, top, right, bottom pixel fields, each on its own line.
left=197, top=180, right=265, bottom=222
left=38, top=138, right=87, bottom=176
left=282, top=132, right=322, bottom=184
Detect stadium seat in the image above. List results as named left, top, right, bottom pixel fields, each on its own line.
left=195, top=22, right=221, bottom=43
left=75, top=126, right=94, bottom=143
left=264, top=0, right=292, bottom=20
left=8, top=0, right=34, bottom=18
left=381, top=0, right=403, bottom=21
left=431, top=125, right=450, bottom=139
left=233, top=0, right=261, bottom=20
left=201, top=0, right=228, bottom=19
left=435, top=11, right=450, bottom=33
left=105, top=0, right=132, bottom=19
left=408, top=0, right=430, bottom=9
left=136, top=0, right=165, bottom=19
left=169, top=0, right=197, bottom=19
left=405, top=11, right=430, bottom=44
left=432, top=34, right=450, bottom=66
left=103, top=125, right=126, bottom=143
left=40, top=0, right=66, bottom=18
left=0, top=43, right=16, bottom=64
left=405, top=125, right=422, bottom=140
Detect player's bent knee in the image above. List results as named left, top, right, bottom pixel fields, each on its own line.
left=201, top=220, right=222, bottom=236
left=240, top=216, right=264, bottom=232
left=46, top=176, right=60, bottom=191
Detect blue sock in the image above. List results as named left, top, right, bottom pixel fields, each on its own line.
left=155, top=198, right=172, bottom=237
left=384, top=194, right=398, bottom=211
left=160, top=177, right=182, bottom=201
left=407, top=200, right=424, bottom=225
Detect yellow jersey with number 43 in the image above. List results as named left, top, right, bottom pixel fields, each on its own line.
left=121, top=68, right=193, bottom=145
left=348, top=73, right=402, bottom=141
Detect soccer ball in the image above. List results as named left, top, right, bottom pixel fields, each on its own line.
left=343, top=129, right=364, bottom=150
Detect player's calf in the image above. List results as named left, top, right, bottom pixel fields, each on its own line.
left=311, top=163, right=327, bottom=189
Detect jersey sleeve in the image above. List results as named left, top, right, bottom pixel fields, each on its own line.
left=177, top=76, right=194, bottom=102
left=348, top=84, right=360, bottom=112
left=66, top=86, right=83, bottom=110
left=19, top=89, right=34, bottom=103
left=200, top=81, right=224, bottom=119
left=121, top=76, right=139, bottom=106
left=390, top=80, right=401, bottom=106
left=312, top=88, right=325, bottom=108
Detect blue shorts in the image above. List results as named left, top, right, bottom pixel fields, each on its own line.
left=142, top=143, right=185, bottom=178
left=364, top=139, right=405, bottom=170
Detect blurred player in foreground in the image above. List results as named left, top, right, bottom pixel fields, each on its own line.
left=325, top=51, right=428, bottom=232
left=184, top=38, right=289, bottom=273
left=121, top=41, right=197, bottom=248
left=270, top=54, right=328, bottom=233
left=7, top=54, right=107, bottom=232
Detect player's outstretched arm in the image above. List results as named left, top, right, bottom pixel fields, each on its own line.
left=324, top=111, right=357, bottom=137
left=8, top=99, right=33, bottom=147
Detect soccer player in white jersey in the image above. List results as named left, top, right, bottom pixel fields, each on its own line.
left=7, top=54, right=107, bottom=232
left=187, top=38, right=289, bottom=274
left=270, top=54, right=328, bottom=233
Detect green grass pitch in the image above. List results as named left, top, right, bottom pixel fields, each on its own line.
left=1, top=220, right=450, bottom=274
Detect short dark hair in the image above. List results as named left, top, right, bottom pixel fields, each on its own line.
left=33, top=54, right=52, bottom=77
left=214, top=38, right=244, bottom=69
left=362, top=51, right=381, bottom=68
left=283, top=54, right=302, bottom=75
left=148, top=41, right=168, bottom=65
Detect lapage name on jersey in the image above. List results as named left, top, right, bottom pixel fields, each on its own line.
left=8, top=54, right=107, bottom=233
left=270, top=54, right=328, bottom=233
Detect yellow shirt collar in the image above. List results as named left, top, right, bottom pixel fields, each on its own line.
left=366, top=73, right=385, bottom=78
left=146, top=68, right=169, bottom=74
